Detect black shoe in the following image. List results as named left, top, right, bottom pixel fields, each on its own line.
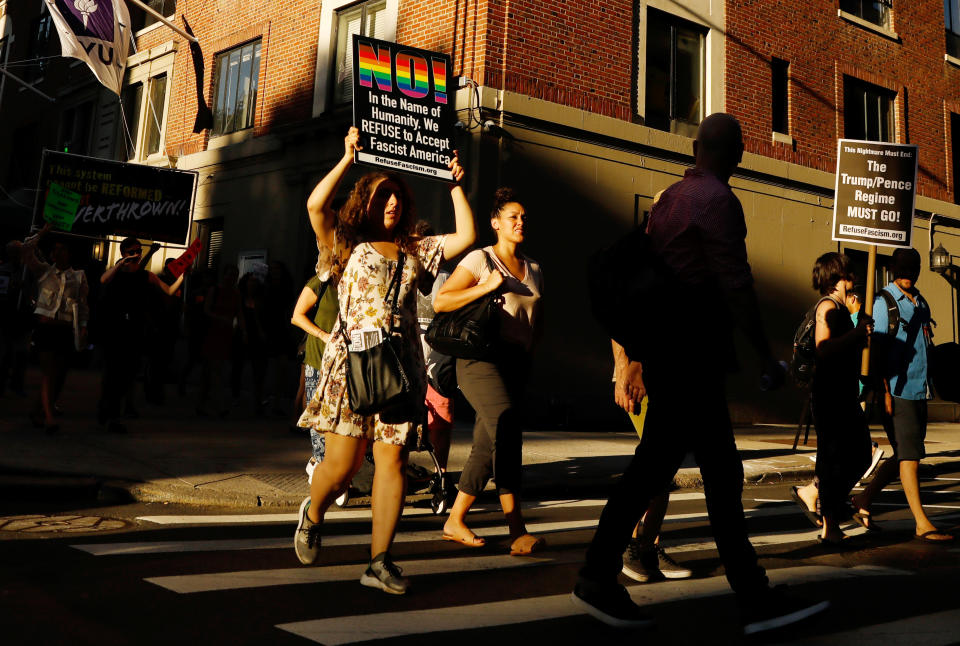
left=293, top=497, right=322, bottom=565
left=656, top=545, right=692, bottom=579
left=621, top=539, right=664, bottom=583
left=360, top=552, right=409, bottom=594
left=740, top=585, right=830, bottom=636
left=570, top=580, right=654, bottom=628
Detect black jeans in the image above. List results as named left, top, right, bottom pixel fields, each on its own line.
left=456, top=349, right=530, bottom=497
left=811, top=391, right=871, bottom=519
left=579, top=368, right=768, bottom=597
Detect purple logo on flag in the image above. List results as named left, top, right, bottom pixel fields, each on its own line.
left=55, top=0, right=115, bottom=41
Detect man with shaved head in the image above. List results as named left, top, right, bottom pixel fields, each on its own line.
left=573, top=114, right=828, bottom=635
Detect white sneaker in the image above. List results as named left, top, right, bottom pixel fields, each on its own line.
left=335, top=489, right=349, bottom=507
left=305, top=457, right=317, bottom=484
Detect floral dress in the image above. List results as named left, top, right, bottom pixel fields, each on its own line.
left=297, top=223, right=446, bottom=446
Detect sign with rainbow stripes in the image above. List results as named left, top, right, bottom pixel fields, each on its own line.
left=352, top=35, right=455, bottom=180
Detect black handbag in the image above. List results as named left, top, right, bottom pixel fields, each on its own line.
left=425, top=251, right=502, bottom=360
left=343, top=252, right=416, bottom=418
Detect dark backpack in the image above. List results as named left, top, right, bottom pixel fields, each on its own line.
left=425, top=345, right=457, bottom=398
left=790, top=296, right=841, bottom=387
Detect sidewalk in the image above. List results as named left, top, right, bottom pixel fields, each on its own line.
left=3, top=368, right=960, bottom=508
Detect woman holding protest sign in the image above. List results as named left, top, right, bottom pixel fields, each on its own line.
left=806, top=252, right=873, bottom=545
left=293, top=127, right=476, bottom=595
left=434, top=187, right=545, bottom=556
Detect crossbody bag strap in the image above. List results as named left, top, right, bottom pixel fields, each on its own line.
left=339, top=251, right=406, bottom=348
left=482, top=249, right=503, bottom=299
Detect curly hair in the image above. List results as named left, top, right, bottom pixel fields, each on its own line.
left=338, top=172, right=417, bottom=251
left=490, top=187, right=521, bottom=220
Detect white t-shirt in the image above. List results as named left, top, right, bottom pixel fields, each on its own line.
left=458, top=246, right=543, bottom=350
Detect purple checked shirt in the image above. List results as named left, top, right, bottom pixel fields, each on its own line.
left=646, top=168, right=754, bottom=291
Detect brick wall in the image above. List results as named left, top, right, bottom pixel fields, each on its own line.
left=726, top=0, right=960, bottom=202
left=134, top=0, right=320, bottom=157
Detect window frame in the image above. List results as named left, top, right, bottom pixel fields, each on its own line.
left=117, top=46, right=175, bottom=163
left=947, top=0, right=960, bottom=59
left=132, top=0, right=177, bottom=36
left=210, top=39, right=263, bottom=139
left=332, top=0, right=388, bottom=106
left=842, top=75, right=896, bottom=143
left=312, top=0, right=399, bottom=116
left=24, top=11, right=53, bottom=84
left=838, top=0, right=892, bottom=29
left=642, top=6, right=707, bottom=137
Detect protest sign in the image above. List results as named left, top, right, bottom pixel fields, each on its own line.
left=352, top=35, right=455, bottom=180
left=832, top=140, right=917, bottom=249
left=34, top=151, right=198, bottom=244
left=167, top=237, right=204, bottom=278
left=43, top=182, right=82, bottom=231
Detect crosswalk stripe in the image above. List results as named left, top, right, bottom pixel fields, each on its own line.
left=275, top=565, right=912, bottom=645
left=74, top=504, right=803, bottom=557
left=145, top=549, right=584, bottom=594
left=134, top=498, right=618, bottom=525
left=135, top=496, right=713, bottom=526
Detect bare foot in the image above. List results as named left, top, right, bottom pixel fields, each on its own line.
left=442, top=519, right=485, bottom=547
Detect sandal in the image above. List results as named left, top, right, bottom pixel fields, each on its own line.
left=914, top=530, right=955, bottom=543
left=850, top=511, right=882, bottom=532
left=509, top=533, right=545, bottom=556
left=791, top=486, right=822, bottom=528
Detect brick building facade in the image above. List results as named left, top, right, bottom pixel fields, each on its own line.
left=1, top=0, right=958, bottom=423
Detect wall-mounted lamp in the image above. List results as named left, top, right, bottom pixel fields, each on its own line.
left=931, top=243, right=951, bottom=274
left=91, top=240, right=106, bottom=262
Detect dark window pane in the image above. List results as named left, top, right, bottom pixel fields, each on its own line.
left=674, top=25, right=702, bottom=125
left=843, top=76, right=894, bottom=143
left=771, top=59, right=789, bottom=134
left=951, top=113, right=960, bottom=204
left=644, top=10, right=672, bottom=132
left=144, top=74, right=168, bottom=155
left=119, top=82, right=143, bottom=158
left=212, top=40, right=263, bottom=136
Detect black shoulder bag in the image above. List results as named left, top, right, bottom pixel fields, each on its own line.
left=343, top=252, right=415, bottom=419
left=424, top=251, right=502, bottom=360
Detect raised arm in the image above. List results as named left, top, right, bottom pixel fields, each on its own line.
left=434, top=264, right=502, bottom=313
left=307, top=128, right=361, bottom=249
left=291, top=285, right=330, bottom=344
left=101, top=254, right=137, bottom=284
left=20, top=223, right=52, bottom=274
left=441, top=151, right=476, bottom=259
left=148, top=271, right=185, bottom=296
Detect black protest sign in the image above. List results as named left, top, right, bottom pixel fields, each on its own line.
left=832, top=140, right=917, bottom=248
left=34, top=151, right=198, bottom=244
left=352, top=35, right=455, bottom=180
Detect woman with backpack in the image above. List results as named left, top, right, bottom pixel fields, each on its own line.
left=804, top=252, right=873, bottom=545
left=435, top=187, right=545, bottom=555
left=293, top=127, right=476, bottom=595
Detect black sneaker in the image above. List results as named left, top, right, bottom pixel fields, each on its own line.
left=293, top=497, right=322, bottom=565
left=656, top=545, right=692, bottom=579
left=360, top=552, right=409, bottom=594
left=621, top=539, right=664, bottom=583
left=571, top=580, right=654, bottom=628
left=740, top=585, right=830, bottom=636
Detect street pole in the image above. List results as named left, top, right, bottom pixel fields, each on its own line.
left=861, top=243, right=877, bottom=379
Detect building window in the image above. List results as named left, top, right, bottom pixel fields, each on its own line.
left=771, top=58, right=789, bottom=135
left=131, top=0, right=176, bottom=33
left=839, top=0, right=891, bottom=29
left=644, top=8, right=706, bottom=137
left=25, top=12, right=53, bottom=82
left=117, top=73, right=169, bottom=160
left=59, top=102, right=94, bottom=156
left=212, top=40, right=262, bottom=137
left=843, top=76, right=894, bottom=142
left=333, top=0, right=387, bottom=105
left=947, top=0, right=960, bottom=58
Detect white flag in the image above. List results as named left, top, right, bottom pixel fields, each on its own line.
left=43, top=0, right=131, bottom=95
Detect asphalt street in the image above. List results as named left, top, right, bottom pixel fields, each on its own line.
left=2, top=475, right=959, bottom=645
